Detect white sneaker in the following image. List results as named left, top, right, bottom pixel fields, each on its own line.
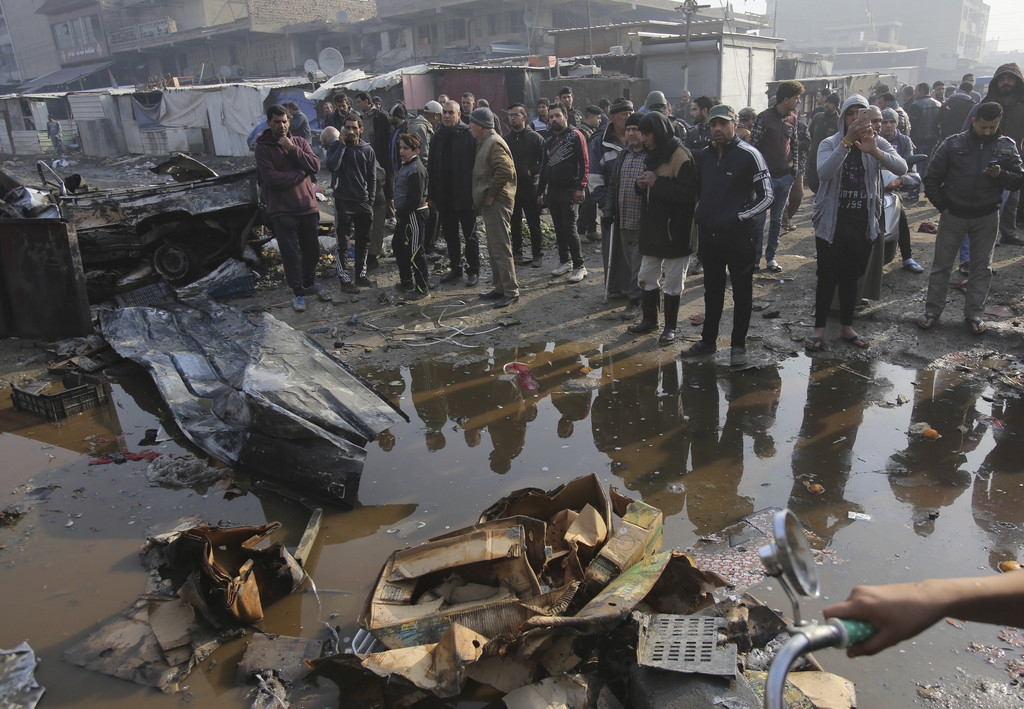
left=569, top=266, right=587, bottom=283
left=551, top=262, right=572, bottom=276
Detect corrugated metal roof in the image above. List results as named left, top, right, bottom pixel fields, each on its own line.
left=18, top=61, right=114, bottom=93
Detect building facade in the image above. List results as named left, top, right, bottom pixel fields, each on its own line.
left=772, top=0, right=989, bottom=76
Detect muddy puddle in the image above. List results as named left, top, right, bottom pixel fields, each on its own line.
left=1, top=343, right=1023, bottom=707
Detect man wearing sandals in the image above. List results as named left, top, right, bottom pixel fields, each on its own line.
left=919, top=101, right=1023, bottom=335
left=804, top=98, right=906, bottom=351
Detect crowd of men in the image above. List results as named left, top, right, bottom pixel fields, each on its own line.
left=253, top=63, right=1024, bottom=357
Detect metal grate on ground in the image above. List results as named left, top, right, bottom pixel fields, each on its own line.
left=637, top=614, right=737, bottom=677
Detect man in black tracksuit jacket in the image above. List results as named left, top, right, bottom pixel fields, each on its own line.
left=428, top=104, right=480, bottom=284
left=537, top=105, right=589, bottom=276
left=687, top=104, right=773, bottom=366
left=503, top=104, right=545, bottom=264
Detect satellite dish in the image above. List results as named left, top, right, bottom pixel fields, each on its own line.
left=303, top=59, right=319, bottom=74
left=336, top=10, right=349, bottom=23
left=523, top=10, right=535, bottom=27
left=218, top=65, right=233, bottom=78
left=319, top=47, right=345, bottom=75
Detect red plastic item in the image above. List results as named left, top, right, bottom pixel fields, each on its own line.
left=503, top=362, right=539, bottom=391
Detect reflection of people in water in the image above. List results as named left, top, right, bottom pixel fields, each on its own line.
left=409, top=360, right=450, bottom=451
left=590, top=356, right=688, bottom=515
left=680, top=360, right=755, bottom=534
left=888, top=370, right=978, bottom=537
left=789, top=358, right=874, bottom=537
left=551, top=390, right=592, bottom=438
left=973, top=396, right=1024, bottom=568
left=722, top=364, right=781, bottom=460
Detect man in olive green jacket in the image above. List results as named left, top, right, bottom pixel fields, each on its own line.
left=469, top=107, right=520, bottom=308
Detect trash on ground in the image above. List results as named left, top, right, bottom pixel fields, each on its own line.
left=502, top=362, right=540, bottom=391
left=146, top=454, right=227, bottom=489
left=237, top=635, right=323, bottom=684
left=63, top=594, right=242, bottom=693
left=848, top=511, right=872, bottom=521
left=99, top=296, right=407, bottom=506
left=0, top=641, right=45, bottom=709
left=140, top=521, right=304, bottom=625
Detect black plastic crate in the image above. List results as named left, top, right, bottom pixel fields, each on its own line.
left=206, top=273, right=258, bottom=299
left=10, top=373, right=112, bottom=421
left=114, top=282, right=176, bottom=308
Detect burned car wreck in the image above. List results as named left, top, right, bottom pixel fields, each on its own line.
left=1, top=155, right=261, bottom=300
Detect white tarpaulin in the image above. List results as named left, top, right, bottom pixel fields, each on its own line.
left=305, top=69, right=367, bottom=101
left=160, top=89, right=209, bottom=128
left=220, top=85, right=269, bottom=135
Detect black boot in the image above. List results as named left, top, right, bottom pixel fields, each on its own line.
left=628, top=289, right=660, bottom=334
left=659, top=293, right=680, bottom=345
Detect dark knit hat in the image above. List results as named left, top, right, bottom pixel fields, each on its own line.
left=625, top=112, right=643, bottom=128
left=390, top=103, right=407, bottom=119
left=470, top=107, right=495, bottom=129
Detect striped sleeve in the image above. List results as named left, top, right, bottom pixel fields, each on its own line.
left=737, top=142, right=774, bottom=220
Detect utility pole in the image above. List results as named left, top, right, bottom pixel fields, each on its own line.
left=677, top=0, right=710, bottom=94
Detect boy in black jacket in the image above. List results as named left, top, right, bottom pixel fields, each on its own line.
left=393, top=133, right=430, bottom=299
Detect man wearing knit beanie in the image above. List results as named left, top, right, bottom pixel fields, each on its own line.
left=469, top=107, right=521, bottom=308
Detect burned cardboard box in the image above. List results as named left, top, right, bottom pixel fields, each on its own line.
left=358, top=521, right=578, bottom=650
left=585, top=487, right=664, bottom=590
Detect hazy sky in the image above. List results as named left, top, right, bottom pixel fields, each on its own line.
left=730, top=0, right=1024, bottom=51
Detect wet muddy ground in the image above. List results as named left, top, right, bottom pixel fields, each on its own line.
left=3, top=155, right=1024, bottom=706
left=2, top=342, right=1024, bottom=707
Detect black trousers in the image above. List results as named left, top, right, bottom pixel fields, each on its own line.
left=271, top=212, right=320, bottom=295
left=547, top=188, right=583, bottom=268
left=511, top=182, right=543, bottom=259
left=814, top=221, right=871, bottom=328
left=438, top=208, right=480, bottom=274
left=337, top=202, right=372, bottom=274
left=394, top=209, right=429, bottom=292
left=698, top=222, right=756, bottom=349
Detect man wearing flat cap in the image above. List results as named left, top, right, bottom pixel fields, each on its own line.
left=470, top=107, right=520, bottom=308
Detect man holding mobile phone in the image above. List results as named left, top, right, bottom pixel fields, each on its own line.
left=920, top=102, right=1023, bottom=335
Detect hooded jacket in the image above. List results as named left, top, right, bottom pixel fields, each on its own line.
left=923, top=124, right=1023, bottom=219
left=394, top=154, right=428, bottom=218
left=253, top=129, right=320, bottom=219
left=981, top=63, right=1024, bottom=149
left=635, top=112, right=697, bottom=258
left=812, top=95, right=907, bottom=244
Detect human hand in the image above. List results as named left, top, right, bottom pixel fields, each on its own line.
left=823, top=581, right=948, bottom=657
left=278, top=136, right=295, bottom=151
left=574, top=190, right=585, bottom=204
left=636, top=171, right=658, bottom=188
left=855, top=130, right=877, bottom=154
left=484, top=194, right=494, bottom=206
left=984, top=163, right=1002, bottom=178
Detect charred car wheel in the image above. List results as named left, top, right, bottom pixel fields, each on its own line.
left=152, top=242, right=200, bottom=284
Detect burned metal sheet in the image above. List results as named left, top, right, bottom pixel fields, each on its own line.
left=58, top=170, right=257, bottom=232
left=99, top=296, right=407, bottom=506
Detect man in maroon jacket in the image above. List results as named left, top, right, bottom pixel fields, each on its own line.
left=255, top=104, right=322, bottom=312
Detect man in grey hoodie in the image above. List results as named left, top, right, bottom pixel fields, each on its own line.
left=805, top=96, right=906, bottom=351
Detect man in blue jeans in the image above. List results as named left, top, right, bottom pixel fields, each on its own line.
left=751, top=80, right=805, bottom=272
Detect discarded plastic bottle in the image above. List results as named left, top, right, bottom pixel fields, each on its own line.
left=503, top=362, right=539, bottom=391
